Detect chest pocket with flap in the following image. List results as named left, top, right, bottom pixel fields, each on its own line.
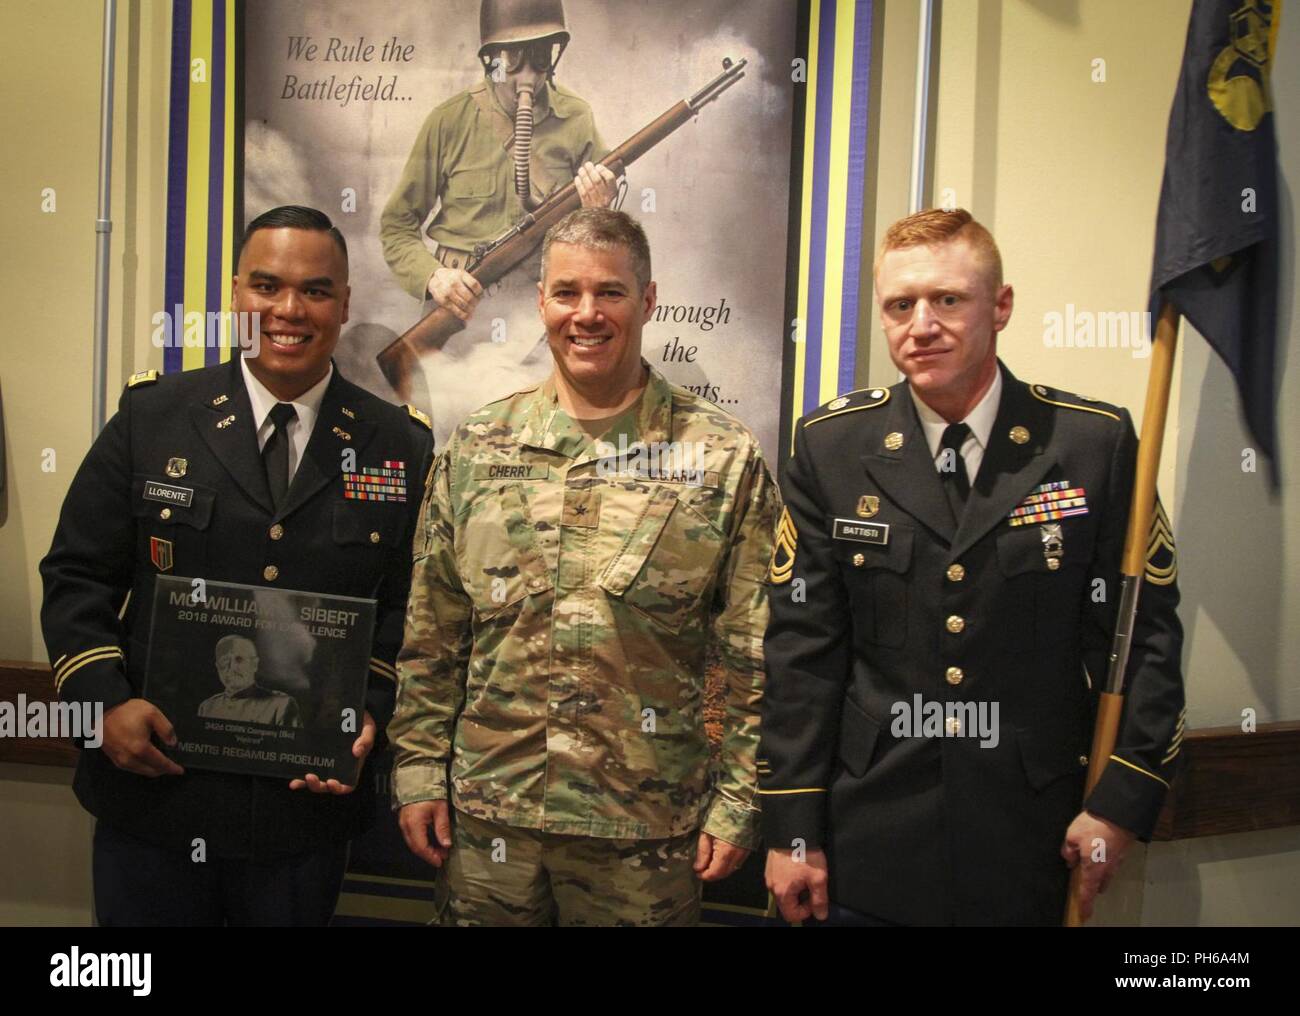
left=132, top=476, right=216, bottom=573
left=836, top=523, right=913, bottom=648
left=458, top=482, right=554, bottom=620
left=598, top=485, right=726, bottom=634
left=995, top=522, right=1093, bottom=648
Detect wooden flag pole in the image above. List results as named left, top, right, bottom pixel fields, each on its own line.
left=1065, top=300, right=1180, bottom=927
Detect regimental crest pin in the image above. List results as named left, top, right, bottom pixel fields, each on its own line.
left=856, top=494, right=879, bottom=519
left=827, top=396, right=849, bottom=411
left=149, top=536, right=173, bottom=572
left=165, top=457, right=187, bottom=478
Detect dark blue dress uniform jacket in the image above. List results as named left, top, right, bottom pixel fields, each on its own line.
left=39, top=359, right=432, bottom=859
left=758, top=361, right=1184, bottom=925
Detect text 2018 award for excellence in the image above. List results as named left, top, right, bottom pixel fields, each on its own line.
left=144, top=576, right=376, bottom=781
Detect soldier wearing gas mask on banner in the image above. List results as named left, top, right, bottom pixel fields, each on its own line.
left=380, top=0, right=619, bottom=440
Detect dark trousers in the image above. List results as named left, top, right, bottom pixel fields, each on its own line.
left=93, top=821, right=349, bottom=927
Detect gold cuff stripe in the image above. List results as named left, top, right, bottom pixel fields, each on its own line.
left=54, top=645, right=124, bottom=680
left=1108, top=754, right=1170, bottom=789
left=1161, top=745, right=1181, bottom=765
left=369, top=659, right=399, bottom=683
left=1028, top=387, right=1122, bottom=422
left=756, top=787, right=827, bottom=796
left=55, top=649, right=125, bottom=691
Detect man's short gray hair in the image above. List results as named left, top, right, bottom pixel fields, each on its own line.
left=541, top=208, right=652, bottom=292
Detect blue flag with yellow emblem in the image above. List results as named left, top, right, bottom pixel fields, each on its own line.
left=1149, top=0, right=1282, bottom=476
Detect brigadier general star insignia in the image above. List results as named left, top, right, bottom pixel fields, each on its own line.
left=769, top=506, right=797, bottom=585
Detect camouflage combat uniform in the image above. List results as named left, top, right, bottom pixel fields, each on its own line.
left=389, top=365, right=780, bottom=925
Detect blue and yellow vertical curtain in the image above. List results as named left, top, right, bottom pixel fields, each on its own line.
left=788, top=0, right=874, bottom=427
left=165, top=0, right=239, bottom=373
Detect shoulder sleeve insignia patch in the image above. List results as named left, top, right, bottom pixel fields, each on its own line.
left=127, top=369, right=159, bottom=389
left=1145, top=499, right=1178, bottom=585
left=769, top=506, right=797, bottom=585
left=405, top=404, right=432, bottom=430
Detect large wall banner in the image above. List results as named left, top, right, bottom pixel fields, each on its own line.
left=163, top=0, right=875, bottom=923
left=243, top=0, right=795, bottom=458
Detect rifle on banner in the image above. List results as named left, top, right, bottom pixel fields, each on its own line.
left=377, top=57, right=748, bottom=402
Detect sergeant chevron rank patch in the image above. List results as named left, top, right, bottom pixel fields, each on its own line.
left=1146, top=500, right=1177, bottom=585
left=769, top=507, right=797, bottom=585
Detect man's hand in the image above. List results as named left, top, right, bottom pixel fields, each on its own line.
left=693, top=832, right=749, bottom=882
left=289, top=710, right=375, bottom=795
left=1061, top=810, right=1136, bottom=920
left=428, top=267, right=484, bottom=322
left=574, top=161, right=618, bottom=208
left=766, top=847, right=830, bottom=923
left=399, top=799, right=453, bottom=869
left=100, top=699, right=185, bottom=777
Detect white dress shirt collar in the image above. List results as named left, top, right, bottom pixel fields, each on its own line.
left=240, top=359, right=333, bottom=477
left=910, top=365, right=1003, bottom=480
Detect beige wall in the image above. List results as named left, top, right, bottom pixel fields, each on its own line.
left=0, top=0, right=170, bottom=925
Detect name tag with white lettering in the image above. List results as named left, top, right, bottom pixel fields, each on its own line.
left=473, top=463, right=550, bottom=481
left=143, top=481, right=195, bottom=507
left=832, top=518, right=889, bottom=545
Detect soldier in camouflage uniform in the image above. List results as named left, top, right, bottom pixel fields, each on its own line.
left=389, top=208, right=780, bottom=925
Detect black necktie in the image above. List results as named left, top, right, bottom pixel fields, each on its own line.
left=262, top=403, right=297, bottom=510
left=939, top=422, right=971, bottom=523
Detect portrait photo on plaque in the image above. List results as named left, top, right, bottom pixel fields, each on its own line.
left=144, top=575, right=376, bottom=781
